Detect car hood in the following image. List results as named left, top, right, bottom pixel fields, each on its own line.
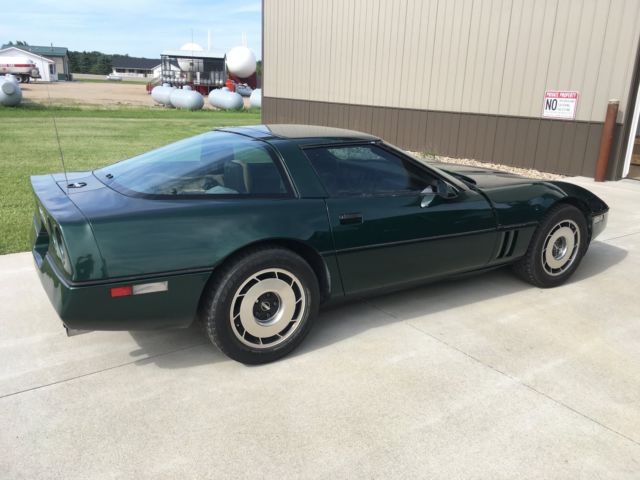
left=427, top=162, right=537, bottom=189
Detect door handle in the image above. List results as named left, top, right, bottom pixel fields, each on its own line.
left=339, top=212, right=363, bottom=225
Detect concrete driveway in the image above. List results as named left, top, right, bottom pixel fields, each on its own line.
left=1, top=178, right=639, bottom=479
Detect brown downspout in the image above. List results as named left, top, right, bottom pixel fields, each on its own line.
left=594, top=100, right=619, bottom=182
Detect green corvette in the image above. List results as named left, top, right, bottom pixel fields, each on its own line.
left=31, top=124, right=609, bottom=363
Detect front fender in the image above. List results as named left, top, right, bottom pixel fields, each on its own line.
left=479, top=180, right=608, bottom=228
left=546, top=181, right=609, bottom=215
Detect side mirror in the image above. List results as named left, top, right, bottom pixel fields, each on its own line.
left=437, top=179, right=458, bottom=199
left=420, top=180, right=458, bottom=208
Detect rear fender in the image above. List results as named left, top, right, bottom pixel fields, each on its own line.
left=31, top=174, right=105, bottom=282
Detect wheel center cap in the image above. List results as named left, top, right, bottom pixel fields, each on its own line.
left=553, top=238, right=568, bottom=260
left=253, top=292, right=281, bottom=323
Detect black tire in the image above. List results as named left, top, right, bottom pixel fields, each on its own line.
left=15, top=75, right=23, bottom=83
left=200, top=247, right=320, bottom=364
left=513, top=204, right=588, bottom=288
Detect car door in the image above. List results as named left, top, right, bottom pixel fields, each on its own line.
left=303, top=143, right=498, bottom=295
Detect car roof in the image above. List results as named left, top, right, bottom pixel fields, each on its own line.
left=219, top=124, right=379, bottom=144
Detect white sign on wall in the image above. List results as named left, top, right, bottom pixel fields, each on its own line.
left=542, top=91, right=579, bottom=119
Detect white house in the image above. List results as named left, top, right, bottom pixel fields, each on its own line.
left=111, top=56, right=179, bottom=79
left=0, top=46, right=56, bottom=81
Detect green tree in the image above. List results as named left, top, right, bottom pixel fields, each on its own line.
left=80, top=53, right=92, bottom=73
left=67, top=50, right=131, bottom=74
left=94, top=55, right=112, bottom=75
left=68, top=51, right=80, bottom=72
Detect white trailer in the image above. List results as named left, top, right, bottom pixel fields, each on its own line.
left=0, top=56, right=40, bottom=83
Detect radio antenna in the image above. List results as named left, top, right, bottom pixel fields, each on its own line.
left=45, top=82, right=69, bottom=194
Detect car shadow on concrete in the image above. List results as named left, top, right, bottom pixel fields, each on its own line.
left=127, top=240, right=627, bottom=368
left=127, top=324, right=225, bottom=368
left=296, top=240, right=628, bottom=358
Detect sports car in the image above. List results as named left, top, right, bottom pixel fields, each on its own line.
left=31, top=124, right=609, bottom=363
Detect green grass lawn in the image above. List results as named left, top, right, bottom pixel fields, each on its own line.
left=0, top=105, right=261, bottom=254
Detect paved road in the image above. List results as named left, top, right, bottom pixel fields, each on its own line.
left=1, top=178, right=639, bottom=479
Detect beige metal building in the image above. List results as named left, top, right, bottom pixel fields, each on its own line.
left=262, top=0, right=640, bottom=179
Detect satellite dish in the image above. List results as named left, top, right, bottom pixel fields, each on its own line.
left=180, top=42, right=204, bottom=52
left=178, top=42, right=205, bottom=72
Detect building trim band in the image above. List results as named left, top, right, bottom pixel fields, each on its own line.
left=263, top=96, right=623, bottom=179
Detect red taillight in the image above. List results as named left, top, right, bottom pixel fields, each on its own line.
left=110, top=286, right=133, bottom=298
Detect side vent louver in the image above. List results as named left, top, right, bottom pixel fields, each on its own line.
left=496, top=230, right=520, bottom=259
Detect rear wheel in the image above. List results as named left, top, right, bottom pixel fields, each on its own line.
left=15, top=75, right=23, bottom=83
left=200, top=247, right=319, bottom=364
left=513, top=204, right=588, bottom=288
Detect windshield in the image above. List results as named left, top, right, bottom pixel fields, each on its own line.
left=95, top=131, right=290, bottom=197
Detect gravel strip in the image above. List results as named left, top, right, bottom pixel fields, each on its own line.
left=408, top=151, right=565, bottom=180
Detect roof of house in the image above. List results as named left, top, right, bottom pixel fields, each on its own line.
left=1, top=44, right=68, bottom=57
left=111, top=56, right=161, bottom=69
left=0, top=46, right=55, bottom=63
left=161, top=49, right=225, bottom=59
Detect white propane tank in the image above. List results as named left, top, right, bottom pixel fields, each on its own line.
left=249, top=88, right=261, bottom=108
left=226, top=46, right=256, bottom=78
left=151, top=84, right=174, bottom=106
left=178, top=42, right=204, bottom=72
left=0, top=77, right=22, bottom=106
left=170, top=88, right=204, bottom=110
left=3, top=74, right=19, bottom=85
left=208, top=88, right=244, bottom=110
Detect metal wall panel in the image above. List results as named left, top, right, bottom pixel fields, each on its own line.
left=264, top=0, right=640, bottom=121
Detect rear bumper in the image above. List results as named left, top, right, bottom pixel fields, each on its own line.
left=33, top=247, right=211, bottom=331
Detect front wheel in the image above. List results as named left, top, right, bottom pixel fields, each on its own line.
left=200, top=247, right=319, bottom=364
left=513, top=204, right=588, bottom=288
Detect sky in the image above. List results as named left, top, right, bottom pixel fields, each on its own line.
left=0, top=0, right=262, bottom=59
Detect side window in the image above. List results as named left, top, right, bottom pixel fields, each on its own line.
left=304, top=145, right=434, bottom=196
left=200, top=143, right=288, bottom=196
left=233, top=145, right=289, bottom=196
